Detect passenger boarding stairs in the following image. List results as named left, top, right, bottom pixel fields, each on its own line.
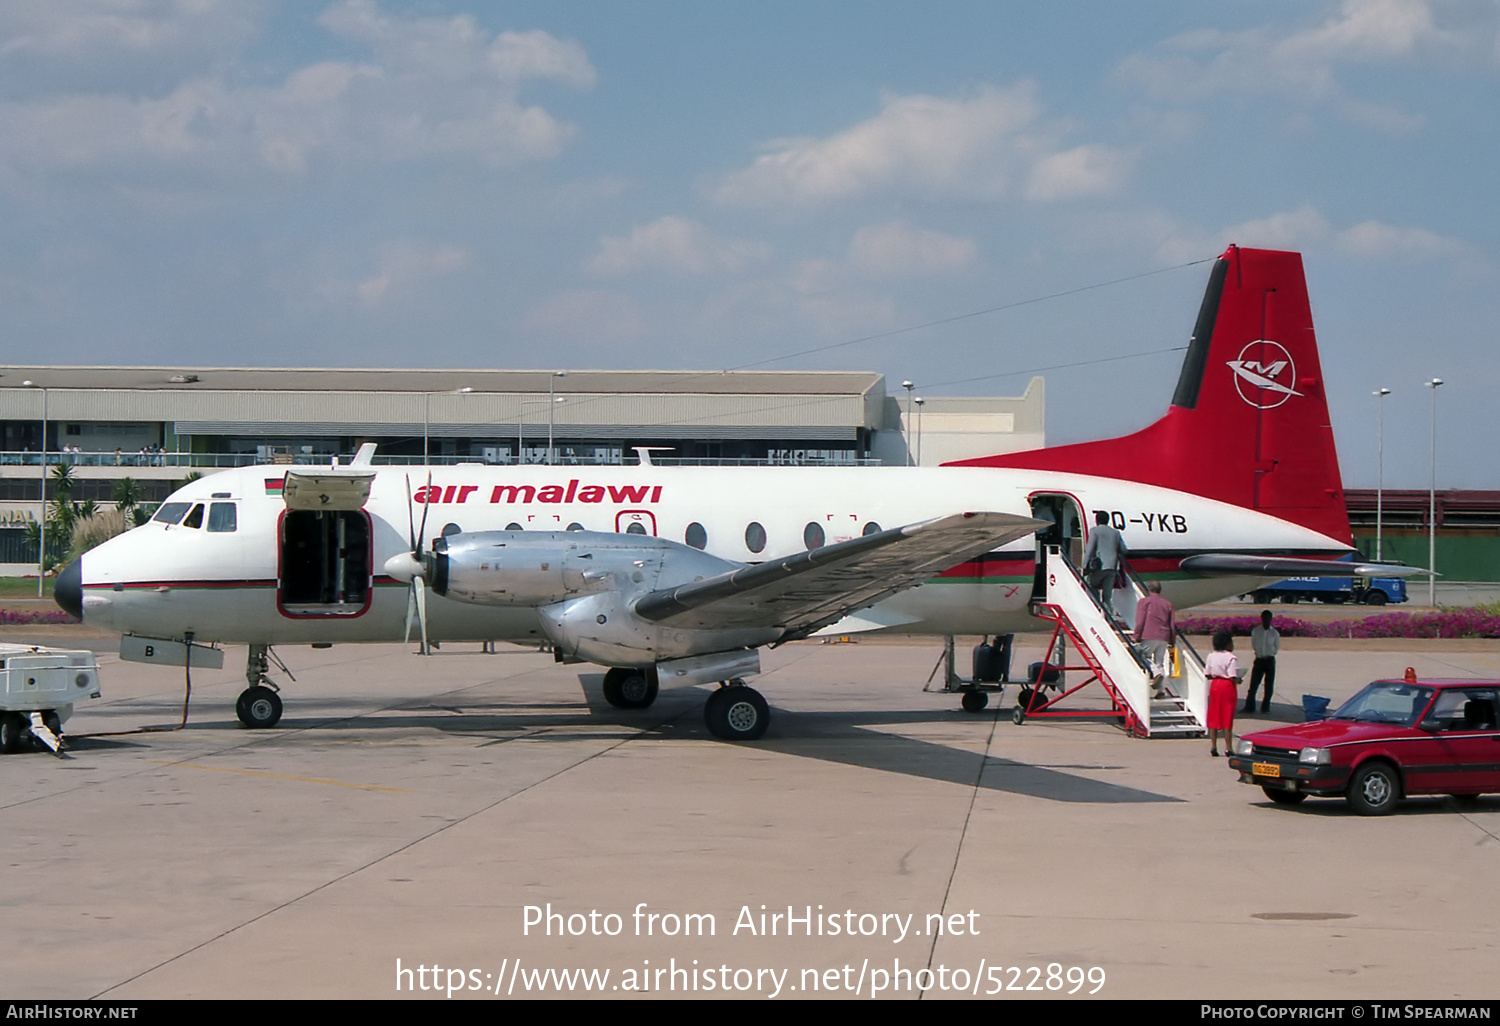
left=1027, top=545, right=1207, bottom=738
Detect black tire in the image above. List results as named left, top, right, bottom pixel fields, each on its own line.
left=1251, top=591, right=1272, bottom=604
left=236, top=686, right=283, bottom=729
left=1347, top=761, right=1400, bottom=815
left=1012, top=707, right=1026, bottom=725
left=1365, top=591, right=1389, bottom=606
left=602, top=667, right=658, bottom=710
left=961, top=689, right=989, bottom=713
left=1263, top=787, right=1308, bottom=805
left=703, top=685, right=768, bottom=741
left=1281, top=594, right=1299, bottom=604
left=0, top=713, right=24, bottom=754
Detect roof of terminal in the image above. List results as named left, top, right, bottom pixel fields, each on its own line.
left=0, top=366, right=886, bottom=397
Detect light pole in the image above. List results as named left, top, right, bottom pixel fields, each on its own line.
left=423, top=386, right=472, bottom=464
left=1374, top=388, right=1390, bottom=561
left=913, top=396, right=925, bottom=467
left=22, top=380, right=46, bottom=596
left=519, top=397, right=564, bottom=464
left=901, top=380, right=914, bottom=466
left=1426, top=378, right=1443, bottom=607
left=548, top=371, right=567, bottom=465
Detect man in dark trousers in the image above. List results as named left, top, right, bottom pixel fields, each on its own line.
left=1081, top=510, right=1126, bottom=620
left=1244, top=609, right=1280, bottom=714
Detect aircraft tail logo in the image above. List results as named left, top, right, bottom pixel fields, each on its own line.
left=1227, top=341, right=1301, bottom=409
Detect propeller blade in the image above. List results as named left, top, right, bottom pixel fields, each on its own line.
left=404, top=582, right=417, bottom=646
left=405, top=474, right=417, bottom=555
left=416, top=471, right=432, bottom=558
left=415, top=576, right=429, bottom=656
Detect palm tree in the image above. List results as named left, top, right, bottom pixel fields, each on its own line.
left=111, top=477, right=140, bottom=511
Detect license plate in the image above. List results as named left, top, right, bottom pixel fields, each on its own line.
left=1252, top=762, right=1281, bottom=778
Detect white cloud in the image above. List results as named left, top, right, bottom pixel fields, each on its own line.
left=0, top=0, right=594, bottom=182
left=1117, top=0, right=1496, bottom=132
left=315, top=241, right=470, bottom=306
left=714, top=84, right=1039, bottom=206
left=848, top=221, right=977, bottom=277
left=1132, top=205, right=1473, bottom=265
left=1026, top=144, right=1134, bottom=201
left=587, top=216, right=769, bottom=277
left=0, top=1, right=265, bottom=68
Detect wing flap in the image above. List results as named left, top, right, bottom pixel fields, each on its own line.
left=634, top=511, right=1043, bottom=636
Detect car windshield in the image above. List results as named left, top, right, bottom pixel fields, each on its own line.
left=1331, top=682, right=1434, bottom=727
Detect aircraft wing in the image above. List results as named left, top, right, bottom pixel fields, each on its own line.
left=633, top=511, right=1045, bottom=640
left=1179, top=555, right=1434, bottom=578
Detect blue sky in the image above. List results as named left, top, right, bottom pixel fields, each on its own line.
left=2, top=1, right=1497, bottom=488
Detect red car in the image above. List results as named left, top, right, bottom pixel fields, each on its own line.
left=1228, top=674, right=1500, bottom=815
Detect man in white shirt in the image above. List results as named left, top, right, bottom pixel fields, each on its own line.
left=1244, top=609, right=1280, bottom=714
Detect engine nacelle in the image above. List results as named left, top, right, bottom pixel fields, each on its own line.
left=429, top=533, right=586, bottom=605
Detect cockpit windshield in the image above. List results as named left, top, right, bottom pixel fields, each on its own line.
left=1331, top=682, right=1434, bottom=728
left=152, top=502, right=192, bottom=526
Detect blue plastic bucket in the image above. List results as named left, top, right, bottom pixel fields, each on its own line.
left=1302, top=695, right=1331, bottom=721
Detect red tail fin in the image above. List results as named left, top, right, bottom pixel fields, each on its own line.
left=946, top=246, right=1351, bottom=544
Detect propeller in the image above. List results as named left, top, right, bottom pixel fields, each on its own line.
left=382, top=473, right=432, bottom=655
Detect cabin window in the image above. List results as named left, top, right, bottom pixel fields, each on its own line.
left=505, top=523, right=523, bottom=531
left=745, top=522, right=766, bottom=554
left=206, top=502, right=237, bottom=533
left=182, top=504, right=205, bottom=529
left=152, top=502, right=191, bottom=525
left=862, top=522, right=882, bottom=536
left=566, top=522, right=584, bottom=531
left=625, top=522, right=648, bottom=535
left=803, top=522, right=825, bottom=550
left=685, top=522, right=707, bottom=550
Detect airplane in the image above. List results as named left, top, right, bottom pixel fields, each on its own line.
left=53, top=245, right=1397, bottom=742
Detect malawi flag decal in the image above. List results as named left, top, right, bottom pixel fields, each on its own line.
left=264, top=477, right=286, bottom=496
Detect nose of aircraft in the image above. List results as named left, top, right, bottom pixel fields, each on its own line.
left=55, top=558, right=83, bottom=621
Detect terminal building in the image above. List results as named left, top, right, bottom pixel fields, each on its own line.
left=0, top=366, right=1044, bottom=570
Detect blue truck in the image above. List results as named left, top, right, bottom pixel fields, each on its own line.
left=1247, top=573, right=1407, bottom=606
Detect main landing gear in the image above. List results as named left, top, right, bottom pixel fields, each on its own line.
left=236, top=645, right=290, bottom=729
left=601, top=666, right=660, bottom=710
left=703, top=679, right=769, bottom=741
left=600, top=666, right=769, bottom=741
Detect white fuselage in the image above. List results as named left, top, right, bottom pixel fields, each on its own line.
left=76, top=463, right=1344, bottom=646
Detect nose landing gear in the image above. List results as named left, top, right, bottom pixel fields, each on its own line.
left=236, top=645, right=291, bottom=729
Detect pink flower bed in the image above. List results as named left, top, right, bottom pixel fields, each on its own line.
left=0, top=609, right=80, bottom=625
left=1178, top=610, right=1500, bottom=640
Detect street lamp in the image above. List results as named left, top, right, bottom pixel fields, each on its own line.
left=1374, top=388, right=1390, bottom=561
left=519, top=396, right=565, bottom=465
left=548, top=371, right=567, bottom=465
left=423, top=386, right=472, bottom=464
left=1425, top=378, right=1443, bottom=607
left=901, top=380, right=914, bottom=466
left=22, top=380, right=46, bottom=596
left=913, top=397, right=925, bottom=467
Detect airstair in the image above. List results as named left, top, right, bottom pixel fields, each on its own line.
left=1015, top=545, right=1207, bottom=738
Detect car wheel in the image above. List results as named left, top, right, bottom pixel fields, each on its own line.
left=1262, top=787, right=1307, bottom=806
left=1365, top=591, right=1388, bottom=606
left=1347, top=762, right=1399, bottom=816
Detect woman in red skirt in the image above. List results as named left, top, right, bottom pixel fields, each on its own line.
left=1203, top=630, right=1241, bottom=757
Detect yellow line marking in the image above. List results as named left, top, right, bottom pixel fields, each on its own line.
left=151, top=761, right=409, bottom=792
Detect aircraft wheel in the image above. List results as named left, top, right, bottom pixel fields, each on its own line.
left=704, top=685, right=768, bottom=741
left=1262, top=787, right=1307, bottom=806
left=960, top=689, right=989, bottom=713
left=237, top=686, right=283, bottom=729
left=0, top=713, right=24, bottom=754
left=602, top=667, right=659, bottom=710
